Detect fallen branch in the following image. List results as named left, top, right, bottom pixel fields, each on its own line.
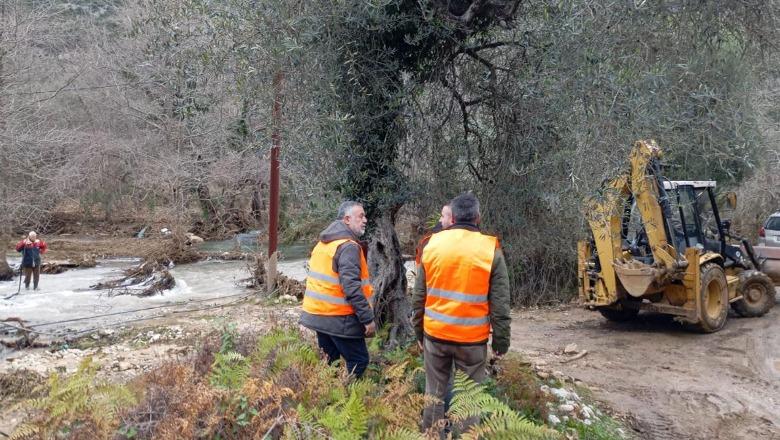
left=560, top=350, right=588, bottom=363
left=262, top=410, right=285, bottom=440
left=91, top=261, right=175, bottom=297
left=0, top=317, right=38, bottom=348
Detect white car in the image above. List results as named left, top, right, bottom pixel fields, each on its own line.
left=759, top=212, right=780, bottom=247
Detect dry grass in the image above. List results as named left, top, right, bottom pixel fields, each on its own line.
left=0, top=369, right=46, bottom=400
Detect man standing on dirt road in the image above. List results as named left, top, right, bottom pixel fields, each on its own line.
left=15, top=231, right=48, bottom=290
left=300, top=201, right=376, bottom=378
left=412, top=192, right=511, bottom=430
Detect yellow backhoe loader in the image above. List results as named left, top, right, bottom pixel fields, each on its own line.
left=578, top=140, right=777, bottom=332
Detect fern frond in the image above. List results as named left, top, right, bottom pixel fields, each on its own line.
left=343, top=387, right=369, bottom=438
left=8, top=423, right=39, bottom=440
left=14, top=356, right=136, bottom=439
left=209, top=350, right=249, bottom=389
left=383, top=360, right=409, bottom=381
left=255, top=327, right=302, bottom=358
left=374, top=427, right=426, bottom=440
left=461, top=412, right=558, bottom=440
left=448, top=371, right=500, bottom=421
left=222, top=351, right=245, bottom=362
left=450, top=371, right=558, bottom=440
left=304, top=381, right=371, bottom=440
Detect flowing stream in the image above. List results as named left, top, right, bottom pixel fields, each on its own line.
left=0, top=241, right=309, bottom=351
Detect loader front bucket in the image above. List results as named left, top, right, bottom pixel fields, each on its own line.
left=613, top=259, right=664, bottom=297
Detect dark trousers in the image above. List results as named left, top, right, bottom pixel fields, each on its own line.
left=316, top=332, right=369, bottom=378
left=422, top=338, right=487, bottom=430
left=23, top=266, right=41, bottom=289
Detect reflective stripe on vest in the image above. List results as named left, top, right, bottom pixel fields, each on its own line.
left=302, top=238, right=374, bottom=316
left=422, top=228, right=497, bottom=343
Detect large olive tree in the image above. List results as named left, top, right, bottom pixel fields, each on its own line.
left=306, top=0, right=522, bottom=343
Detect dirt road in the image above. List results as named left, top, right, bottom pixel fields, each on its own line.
left=510, top=292, right=780, bottom=440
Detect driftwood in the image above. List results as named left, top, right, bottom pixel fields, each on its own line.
left=0, top=317, right=38, bottom=348
left=40, top=255, right=97, bottom=274
left=91, top=261, right=175, bottom=297
left=245, top=254, right=305, bottom=299
left=560, top=350, right=589, bottom=364
left=142, top=234, right=202, bottom=265
left=90, top=235, right=199, bottom=297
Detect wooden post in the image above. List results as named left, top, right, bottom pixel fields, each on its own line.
left=267, top=71, right=283, bottom=294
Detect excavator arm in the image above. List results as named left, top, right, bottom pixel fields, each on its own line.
left=581, top=140, right=687, bottom=303
left=626, top=141, right=684, bottom=272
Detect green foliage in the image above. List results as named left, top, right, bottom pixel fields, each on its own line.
left=219, top=322, right=239, bottom=353
left=208, top=323, right=250, bottom=389
left=253, top=327, right=319, bottom=375
left=450, top=371, right=559, bottom=440
left=233, top=395, right=260, bottom=427
left=11, top=357, right=136, bottom=440
left=373, top=427, right=426, bottom=440
left=117, top=424, right=138, bottom=439
left=9, top=327, right=616, bottom=439
left=210, top=351, right=249, bottom=390
left=492, top=353, right=553, bottom=422
left=564, top=417, right=627, bottom=440
left=298, top=382, right=371, bottom=440
left=400, top=0, right=780, bottom=305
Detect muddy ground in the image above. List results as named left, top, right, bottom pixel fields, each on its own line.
left=512, top=297, right=780, bottom=440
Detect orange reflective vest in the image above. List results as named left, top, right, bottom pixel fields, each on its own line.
left=303, top=239, right=374, bottom=316
left=422, top=228, right=497, bottom=343
left=414, top=233, right=433, bottom=266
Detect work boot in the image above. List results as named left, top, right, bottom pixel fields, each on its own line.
left=25, top=284, right=29, bottom=290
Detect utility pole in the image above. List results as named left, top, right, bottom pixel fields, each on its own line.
left=266, top=71, right=283, bottom=294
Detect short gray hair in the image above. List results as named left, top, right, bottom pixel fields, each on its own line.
left=450, top=192, right=480, bottom=223
left=337, top=200, right=362, bottom=219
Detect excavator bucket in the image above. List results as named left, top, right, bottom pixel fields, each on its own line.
left=612, top=259, right=664, bottom=297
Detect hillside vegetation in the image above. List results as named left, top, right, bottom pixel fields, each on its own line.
left=1, top=0, right=778, bottom=304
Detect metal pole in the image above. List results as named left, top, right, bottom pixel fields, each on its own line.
left=266, top=71, right=283, bottom=294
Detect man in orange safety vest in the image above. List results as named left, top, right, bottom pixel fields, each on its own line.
left=300, top=201, right=376, bottom=378
left=412, top=192, right=511, bottom=430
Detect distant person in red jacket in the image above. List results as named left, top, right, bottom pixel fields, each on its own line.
left=15, top=231, right=47, bottom=290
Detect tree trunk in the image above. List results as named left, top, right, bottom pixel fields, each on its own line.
left=197, top=183, right=220, bottom=229
left=0, top=246, right=13, bottom=281
left=368, top=210, right=413, bottom=347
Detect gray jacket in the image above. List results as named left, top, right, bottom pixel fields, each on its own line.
left=299, top=221, right=375, bottom=339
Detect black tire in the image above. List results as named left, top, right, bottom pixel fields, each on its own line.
left=731, top=270, right=775, bottom=317
left=696, top=263, right=729, bottom=333
left=598, top=300, right=640, bottom=322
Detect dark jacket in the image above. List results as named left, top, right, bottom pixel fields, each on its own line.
left=300, top=221, right=375, bottom=339
left=16, top=239, right=47, bottom=268
left=411, top=223, right=512, bottom=354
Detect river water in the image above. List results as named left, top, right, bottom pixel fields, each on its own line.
left=0, top=249, right=309, bottom=342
